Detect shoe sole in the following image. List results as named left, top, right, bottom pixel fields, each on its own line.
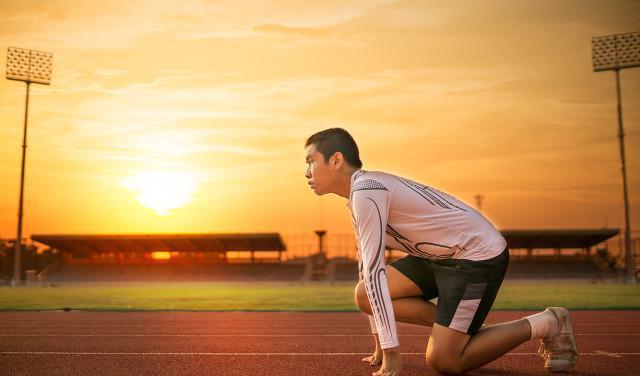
left=544, top=307, right=578, bottom=372
left=545, top=358, right=574, bottom=372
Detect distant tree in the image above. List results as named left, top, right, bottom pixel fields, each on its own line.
left=0, top=240, right=61, bottom=281
left=0, top=240, right=13, bottom=280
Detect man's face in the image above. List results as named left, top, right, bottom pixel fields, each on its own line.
left=305, top=144, right=333, bottom=196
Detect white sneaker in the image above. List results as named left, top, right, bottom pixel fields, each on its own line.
left=538, top=307, right=578, bottom=372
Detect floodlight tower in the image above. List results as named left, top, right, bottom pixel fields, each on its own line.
left=474, top=194, right=484, bottom=212
left=315, top=196, right=326, bottom=256
left=592, top=31, right=639, bottom=284
left=5, top=47, right=53, bottom=287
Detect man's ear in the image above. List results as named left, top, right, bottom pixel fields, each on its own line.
left=332, top=152, right=344, bottom=170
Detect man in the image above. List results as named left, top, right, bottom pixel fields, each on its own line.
left=304, top=128, right=578, bottom=375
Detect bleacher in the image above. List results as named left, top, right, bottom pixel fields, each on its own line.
left=37, top=254, right=616, bottom=283
left=504, top=257, right=611, bottom=280
left=315, top=255, right=615, bottom=282
left=30, top=233, right=297, bottom=282
left=500, top=228, right=620, bottom=281
left=333, top=260, right=358, bottom=281
left=26, top=229, right=623, bottom=283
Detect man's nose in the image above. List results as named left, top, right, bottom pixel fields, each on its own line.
left=305, top=166, right=311, bottom=179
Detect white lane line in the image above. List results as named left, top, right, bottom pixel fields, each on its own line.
left=1, top=323, right=639, bottom=328
left=1, top=352, right=639, bottom=356
left=594, top=350, right=623, bottom=358
left=0, top=333, right=638, bottom=337
left=0, top=334, right=374, bottom=337
left=577, top=333, right=640, bottom=336
left=0, top=334, right=365, bottom=338
left=0, top=325, right=370, bottom=328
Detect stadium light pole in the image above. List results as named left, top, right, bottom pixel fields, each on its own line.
left=592, top=31, right=639, bottom=284
left=474, top=194, right=484, bottom=212
left=5, top=46, right=53, bottom=287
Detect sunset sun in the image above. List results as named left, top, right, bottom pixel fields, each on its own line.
left=121, top=171, right=200, bottom=216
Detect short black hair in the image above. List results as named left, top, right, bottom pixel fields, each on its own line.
left=305, top=128, right=363, bottom=169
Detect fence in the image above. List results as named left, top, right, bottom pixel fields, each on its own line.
left=605, top=235, right=640, bottom=271
left=282, top=233, right=357, bottom=260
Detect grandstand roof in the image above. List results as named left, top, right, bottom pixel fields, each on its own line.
left=501, top=229, right=619, bottom=249
left=31, top=233, right=286, bottom=257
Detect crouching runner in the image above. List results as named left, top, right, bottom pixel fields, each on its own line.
left=303, top=128, right=577, bottom=375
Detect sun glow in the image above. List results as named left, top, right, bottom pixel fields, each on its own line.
left=150, top=251, right=172, bottom=260
left=121, top=171, right=200, bottom=216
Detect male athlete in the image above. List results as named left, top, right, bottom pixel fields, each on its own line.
left=304, top=128, right=577, bottom=375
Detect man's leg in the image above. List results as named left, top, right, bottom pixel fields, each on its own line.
left=421, top=249, right=534, bottom=374
left=356, top=265, right=532, bottom=373
left=355, top=264, right=437, bottom=367
left=356, top=268, right=536, bottom=373
left=424, top=249, right=577, bottom=374
left=426, top=307, right=579, bottom=375
left=426, top=320, right=531, bottom=374
left=354, top=265, right=436, bottom=327
left=356, top=275, right=569, bottom=374
left=355, top=258, right=575, bottom=374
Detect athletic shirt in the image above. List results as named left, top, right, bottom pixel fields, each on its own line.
left=347, top=169, right=507, bottom=349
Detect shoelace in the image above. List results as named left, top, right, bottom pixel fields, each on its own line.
left=539, top=334, right=575, bottom=360
left=538, top=338, right=559, bottom=359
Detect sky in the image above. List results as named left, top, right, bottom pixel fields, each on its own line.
left=0, top=0, right=639, bottom=241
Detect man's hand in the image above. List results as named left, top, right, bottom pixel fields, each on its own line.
left=362, top=334, right=383, bottom=366
left=362, top=350, right=383, bottom=366
left=373, top=347, right=402, bottom=376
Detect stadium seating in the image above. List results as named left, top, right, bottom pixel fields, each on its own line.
left=42, top=253, right=616, bottom=283
left=504, top=257, right=614, bottom=280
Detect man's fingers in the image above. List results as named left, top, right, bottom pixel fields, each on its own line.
left=362, top=354, right=382, bottom=366
left=373, top=368, right=397, bottom=376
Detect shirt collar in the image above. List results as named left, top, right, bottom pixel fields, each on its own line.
left=346, top=169, right=363, bottom=208
left=350, top=169, right=362, bottom=185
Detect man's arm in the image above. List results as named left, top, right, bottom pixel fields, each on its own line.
left=358, top=252, right=379, bottom=336
left=357, top=248, right=384, bottom=366
left=352, top=184, right=399, bottom=350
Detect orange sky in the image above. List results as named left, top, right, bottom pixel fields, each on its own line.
left=0, top=1, right=639, bottom=240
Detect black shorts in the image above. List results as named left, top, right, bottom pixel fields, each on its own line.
left=390, top=248, right=509, bottom=335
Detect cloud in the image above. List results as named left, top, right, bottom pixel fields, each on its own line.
left=93, top=68, right=128, bottom=77
left=253, top=24, right=328, bottom=38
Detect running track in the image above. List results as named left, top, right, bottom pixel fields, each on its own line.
left=1, top=310, right=639, bottom=375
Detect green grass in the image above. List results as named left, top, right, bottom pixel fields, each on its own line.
left=494, top=283, right=640, bottom=309
left=1, top=281, right=639, bottom=311
left=0, top=282, right=356, bottom=311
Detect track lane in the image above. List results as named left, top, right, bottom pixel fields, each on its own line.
left=1, top=311, right=639, bottom=376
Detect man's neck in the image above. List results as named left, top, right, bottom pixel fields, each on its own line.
left=335, top=167, right=359, bottom=199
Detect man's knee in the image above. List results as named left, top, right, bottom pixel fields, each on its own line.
left=354, top=281, right=371, bottom=313
left=426, top=325, right=469, bottom=375
left=425, top=352, right=464, bottom=375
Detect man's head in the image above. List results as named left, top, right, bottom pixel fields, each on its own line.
left=304, top=128, right=362, bottom=196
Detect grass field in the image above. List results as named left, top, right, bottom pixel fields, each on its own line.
left=1, top=281, right=639, bottom=311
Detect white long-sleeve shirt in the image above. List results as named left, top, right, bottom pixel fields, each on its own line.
left=348, top=170, right=507, bottom=349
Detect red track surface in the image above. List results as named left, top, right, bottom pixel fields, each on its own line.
left=1, top=310, right=639, bottom=375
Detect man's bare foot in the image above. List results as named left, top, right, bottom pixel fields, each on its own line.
left=362, top=350, right=383, bottom=366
